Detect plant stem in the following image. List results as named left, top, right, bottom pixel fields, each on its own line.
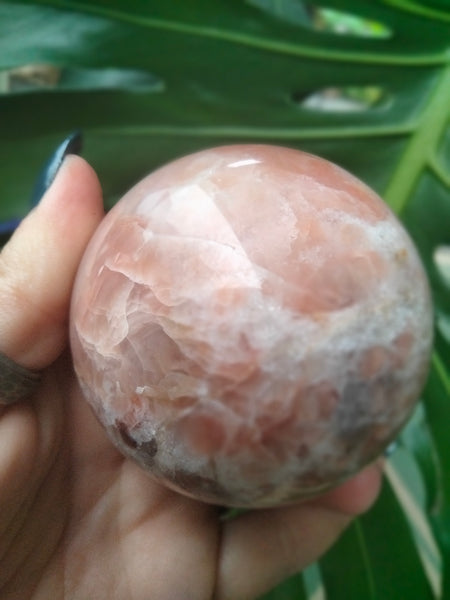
left=383, top=63, right=450, bottom=214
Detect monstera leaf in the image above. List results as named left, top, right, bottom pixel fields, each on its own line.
left=0, top=1, right=449, bottom=598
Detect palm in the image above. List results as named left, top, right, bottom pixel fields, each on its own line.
left=0, top=156, right=381, bottom=600
left=1, top=355, right=219, bottom=600
left=2, top=355, right=383, bottom=600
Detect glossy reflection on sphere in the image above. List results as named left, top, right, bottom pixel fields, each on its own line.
left=70, top=145, right=433, bottom=508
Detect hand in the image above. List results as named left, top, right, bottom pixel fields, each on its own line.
left=0, top=153, right=382, bottom=600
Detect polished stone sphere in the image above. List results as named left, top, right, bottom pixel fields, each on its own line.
left=70, top=145, right=433, bottom=508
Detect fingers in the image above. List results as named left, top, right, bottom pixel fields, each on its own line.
left=0, top=155, right=104, bottom=370
left=216, top=506, right=349, bottom=600
left=313, top=459, right=384, bottom=515
left=215, top=462, right=382, bottom=600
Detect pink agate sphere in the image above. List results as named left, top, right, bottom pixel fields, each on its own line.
left=70, top=145, right=432, bottom=508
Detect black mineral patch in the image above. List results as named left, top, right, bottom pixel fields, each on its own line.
left=138, top=438, right=158, bottom=464
left=115, top=420, right=158, bottom=461
left=116, top=420, right=138, bottom=449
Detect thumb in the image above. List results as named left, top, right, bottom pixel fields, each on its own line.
left=0, top=154, right=104, bottom=370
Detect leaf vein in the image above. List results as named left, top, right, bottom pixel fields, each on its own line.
left=383, top=64, right=450, bottom=213
left=90, top=122, right=415, bottom=141
left=355, top=520, right=377, bottom=598
left=32, top=0, right=448, bottom=66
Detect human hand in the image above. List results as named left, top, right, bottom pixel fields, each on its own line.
left=0, top=140, right=382, bottom=600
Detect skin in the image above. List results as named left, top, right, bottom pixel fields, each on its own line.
left=0, top=155, right=382, bottom=600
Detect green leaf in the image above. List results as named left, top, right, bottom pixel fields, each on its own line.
left=422, top=345, right=450, bottom=594
left=320, top=478, right=435, bottom=599
left=0, top=0, right=449, bottom=212
left=400, top=405, right=441, bottom=514
left=0, top=1, right=449, bottom=597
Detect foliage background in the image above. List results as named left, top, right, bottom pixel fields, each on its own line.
left=0, top=1, right=449, bottom=598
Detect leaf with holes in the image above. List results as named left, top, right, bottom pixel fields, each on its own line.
left=0, top=1, right=449, bottom=598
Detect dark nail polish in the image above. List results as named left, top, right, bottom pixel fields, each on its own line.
left=0, top=132, right=83, bottom=241
left=31, top=131, right=83, bottom=206
left=0, top=219, right=21, bottom=235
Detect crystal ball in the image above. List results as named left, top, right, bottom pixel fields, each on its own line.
left=70, top=145, right=433, bottom=508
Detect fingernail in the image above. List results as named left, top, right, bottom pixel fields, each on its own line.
left=0, top=219, right=21, bottom=235
left=0, top=132, right=83, bottom=240
left=31, top=131, right=83, bottom=206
